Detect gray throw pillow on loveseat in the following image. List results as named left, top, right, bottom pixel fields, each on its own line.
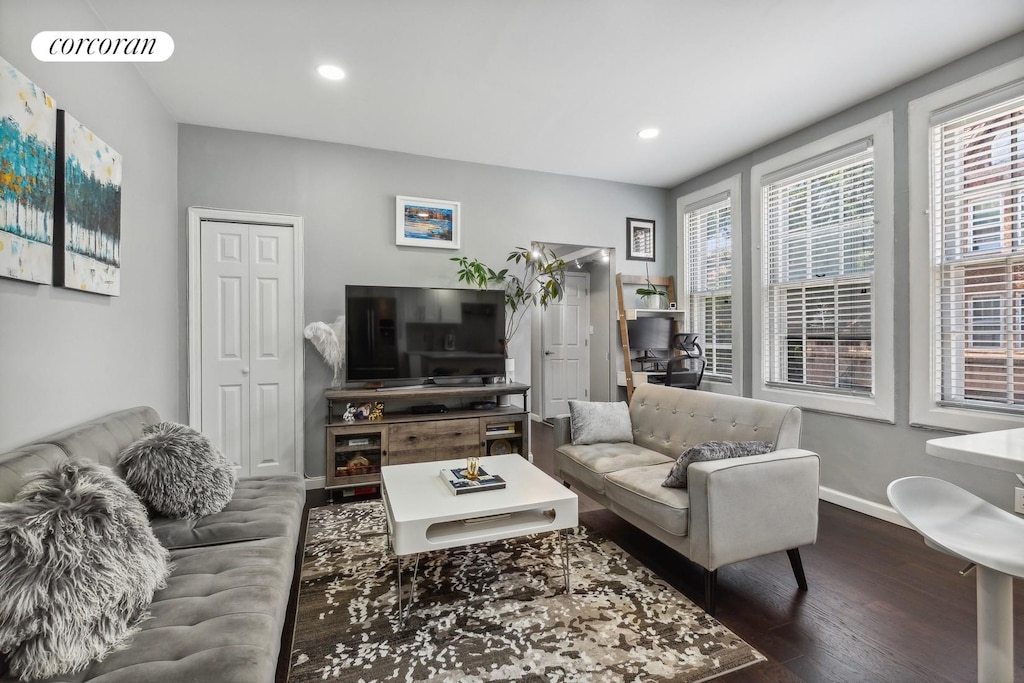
left=568, top=400, right=634, bottom=445
left=662, top=440, right=776, bottom=488
left=0, top=460, right=170, bottom=680
left=118, top=422, right=236, bottom=518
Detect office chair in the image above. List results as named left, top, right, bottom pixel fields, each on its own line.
left=665, top=333, right=706, bottom=390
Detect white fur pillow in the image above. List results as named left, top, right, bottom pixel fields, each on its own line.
left=0, top=460, right=170, bottom=679
left=568, top=400, right=634, bottom=445
left=118, top=422, right=237, bottom=518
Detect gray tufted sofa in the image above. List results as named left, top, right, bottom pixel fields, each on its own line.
left=552, top=384, right=819, bottom=614
left=0, top=407, right=306, bottom=683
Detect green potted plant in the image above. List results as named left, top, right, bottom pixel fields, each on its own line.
left=451, top=246, right=568, bottom=363
left=635, top=265, right=668, bottom=309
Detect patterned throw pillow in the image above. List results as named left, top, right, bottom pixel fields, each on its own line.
left=0, top=460, right=170, bottom=680
left=568, top=400, right=633, bottom=445
left=662, top=440, right=776, bottom=489
left=118, top=422, right=237, bottom=518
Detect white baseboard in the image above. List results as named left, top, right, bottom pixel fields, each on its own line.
left=305, top=476, right=326, bottom=491
left=819, top=486, right=909, bottom=528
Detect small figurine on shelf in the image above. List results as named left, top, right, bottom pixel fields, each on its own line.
left=350, top=401, right=386, bottom=420
left=342, top=404, right=357, bottom=422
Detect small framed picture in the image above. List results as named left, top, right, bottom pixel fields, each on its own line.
left=396, top=196, right=461, bottom=249
left=626, top=217, right=655, bottom=261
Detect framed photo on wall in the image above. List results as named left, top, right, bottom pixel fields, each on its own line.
left=0, top=56, right=57, bottom=285
left=396, top=196, right=461, bottom=249
left=626, top=217, right=655, bottom=261
left=55, top=110, right=122, bottom=296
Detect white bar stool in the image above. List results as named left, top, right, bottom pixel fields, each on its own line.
left=887, top=476, right=1024, bottom=683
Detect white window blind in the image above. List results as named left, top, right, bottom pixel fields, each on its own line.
left=761, top=141, right=875, bottom=396
left=931, top=92, right=1024, bottom=413
left=684, top=195, right=732, bottom=381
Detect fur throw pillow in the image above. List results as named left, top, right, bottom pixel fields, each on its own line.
left=662, top=440, right=776, bottom=489
left=118, top=422, right=237, bottom=518
left=568, top=400, right=634, bottom=445
left=0, top=460, right=171, bottom=680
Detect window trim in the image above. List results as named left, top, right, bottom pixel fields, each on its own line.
left=678, top=174, right=743, bottom=395
left=909, top=56, right=1024, bottom=433
left=751, top=111, right=895, bottom=422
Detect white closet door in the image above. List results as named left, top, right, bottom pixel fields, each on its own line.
left=247, top=224, right=295, bottom=476
left=201, top=222, right=250, bottom=472
left=199, top=220, right=296, bottom=477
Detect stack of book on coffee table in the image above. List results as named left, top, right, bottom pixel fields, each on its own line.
left=439, top=467, right=506, bottom=495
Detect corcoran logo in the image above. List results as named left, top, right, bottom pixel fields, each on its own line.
left=31, top=31, right=174, bottom=62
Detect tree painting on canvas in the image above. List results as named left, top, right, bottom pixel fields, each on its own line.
left=58, top=111, right=122, bottom=296
left=0, top=56, right=56, bottom=284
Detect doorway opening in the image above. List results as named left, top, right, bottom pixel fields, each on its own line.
left=531, top=243, right=616, bottom=420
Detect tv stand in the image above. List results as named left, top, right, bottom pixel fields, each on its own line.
left=323, top=383, right=531, bottom=493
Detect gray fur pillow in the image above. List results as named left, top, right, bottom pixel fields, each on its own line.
left=568, top=400, right=634, bottom=445
left=118, top=422, right=237, bottom=518
left=662, top=440, right=776, bottom=489
left=0, top=460, right=170, bottom=680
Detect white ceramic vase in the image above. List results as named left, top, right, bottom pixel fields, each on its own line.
left=640, top=294, right=667, bottom=310
left=505, top=357, right=516, bottom=384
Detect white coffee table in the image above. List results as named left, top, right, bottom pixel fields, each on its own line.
left=380, top=453, right=578, bottom=623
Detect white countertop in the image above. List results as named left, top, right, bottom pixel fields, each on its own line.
left=926, top=428, right=1024, bottom=472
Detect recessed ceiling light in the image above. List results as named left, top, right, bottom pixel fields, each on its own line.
left=637, top=128, right=660, bottom=139
left=317, top=64, right=346, bottom=81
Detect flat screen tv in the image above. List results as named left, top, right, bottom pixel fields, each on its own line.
left=345, top=285, right=507, bottom=386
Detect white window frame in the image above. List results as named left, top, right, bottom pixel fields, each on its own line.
left=909, top=56, right=1024, bottom=432
left=751, top=112, right=895, bottom=422
left=677, top=174, right=743, bottom=395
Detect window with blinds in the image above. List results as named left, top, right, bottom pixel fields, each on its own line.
left=761, top=141, right=875, bottom=396
left=683, top=195, right=732, bottom=381
left=930, top=91, right=1024, bottom=413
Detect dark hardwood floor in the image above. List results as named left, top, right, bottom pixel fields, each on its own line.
left=281, top=421, right=1024, bottom=682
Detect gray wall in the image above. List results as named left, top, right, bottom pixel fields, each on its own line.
left=671, top=32, right=1024, bottom=510
left=177, top=125, right=668, bottom=478
left=0, top=1, right=179, bottom=450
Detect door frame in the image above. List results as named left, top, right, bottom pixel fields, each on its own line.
left=540, top=270, right=591, bottom=419
left=187, top=206, right=305, bottom=476
left=531, top=245, right=618, bottom=417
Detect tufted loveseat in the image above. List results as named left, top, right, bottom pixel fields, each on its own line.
left=552, top=384, right=819, bottom=614
left=0, top=407, right=306, bottom=683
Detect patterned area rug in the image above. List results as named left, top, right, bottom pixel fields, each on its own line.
left=288, top=501, right=764, bottom=682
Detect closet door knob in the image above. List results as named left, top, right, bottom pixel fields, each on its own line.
left=242, top=367, right=250, bottom=375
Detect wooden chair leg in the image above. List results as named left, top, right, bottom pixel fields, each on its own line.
left=787, top=548, right=808, bottom=591
left=704, top=568, right=717, bottom=616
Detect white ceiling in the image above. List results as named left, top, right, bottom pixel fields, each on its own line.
left=89, top=0, right=1024, bottom=188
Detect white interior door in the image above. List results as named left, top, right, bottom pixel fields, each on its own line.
left=542, top=272, right=590, bottom=418
left=199, top=220, right=297, bottom=477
